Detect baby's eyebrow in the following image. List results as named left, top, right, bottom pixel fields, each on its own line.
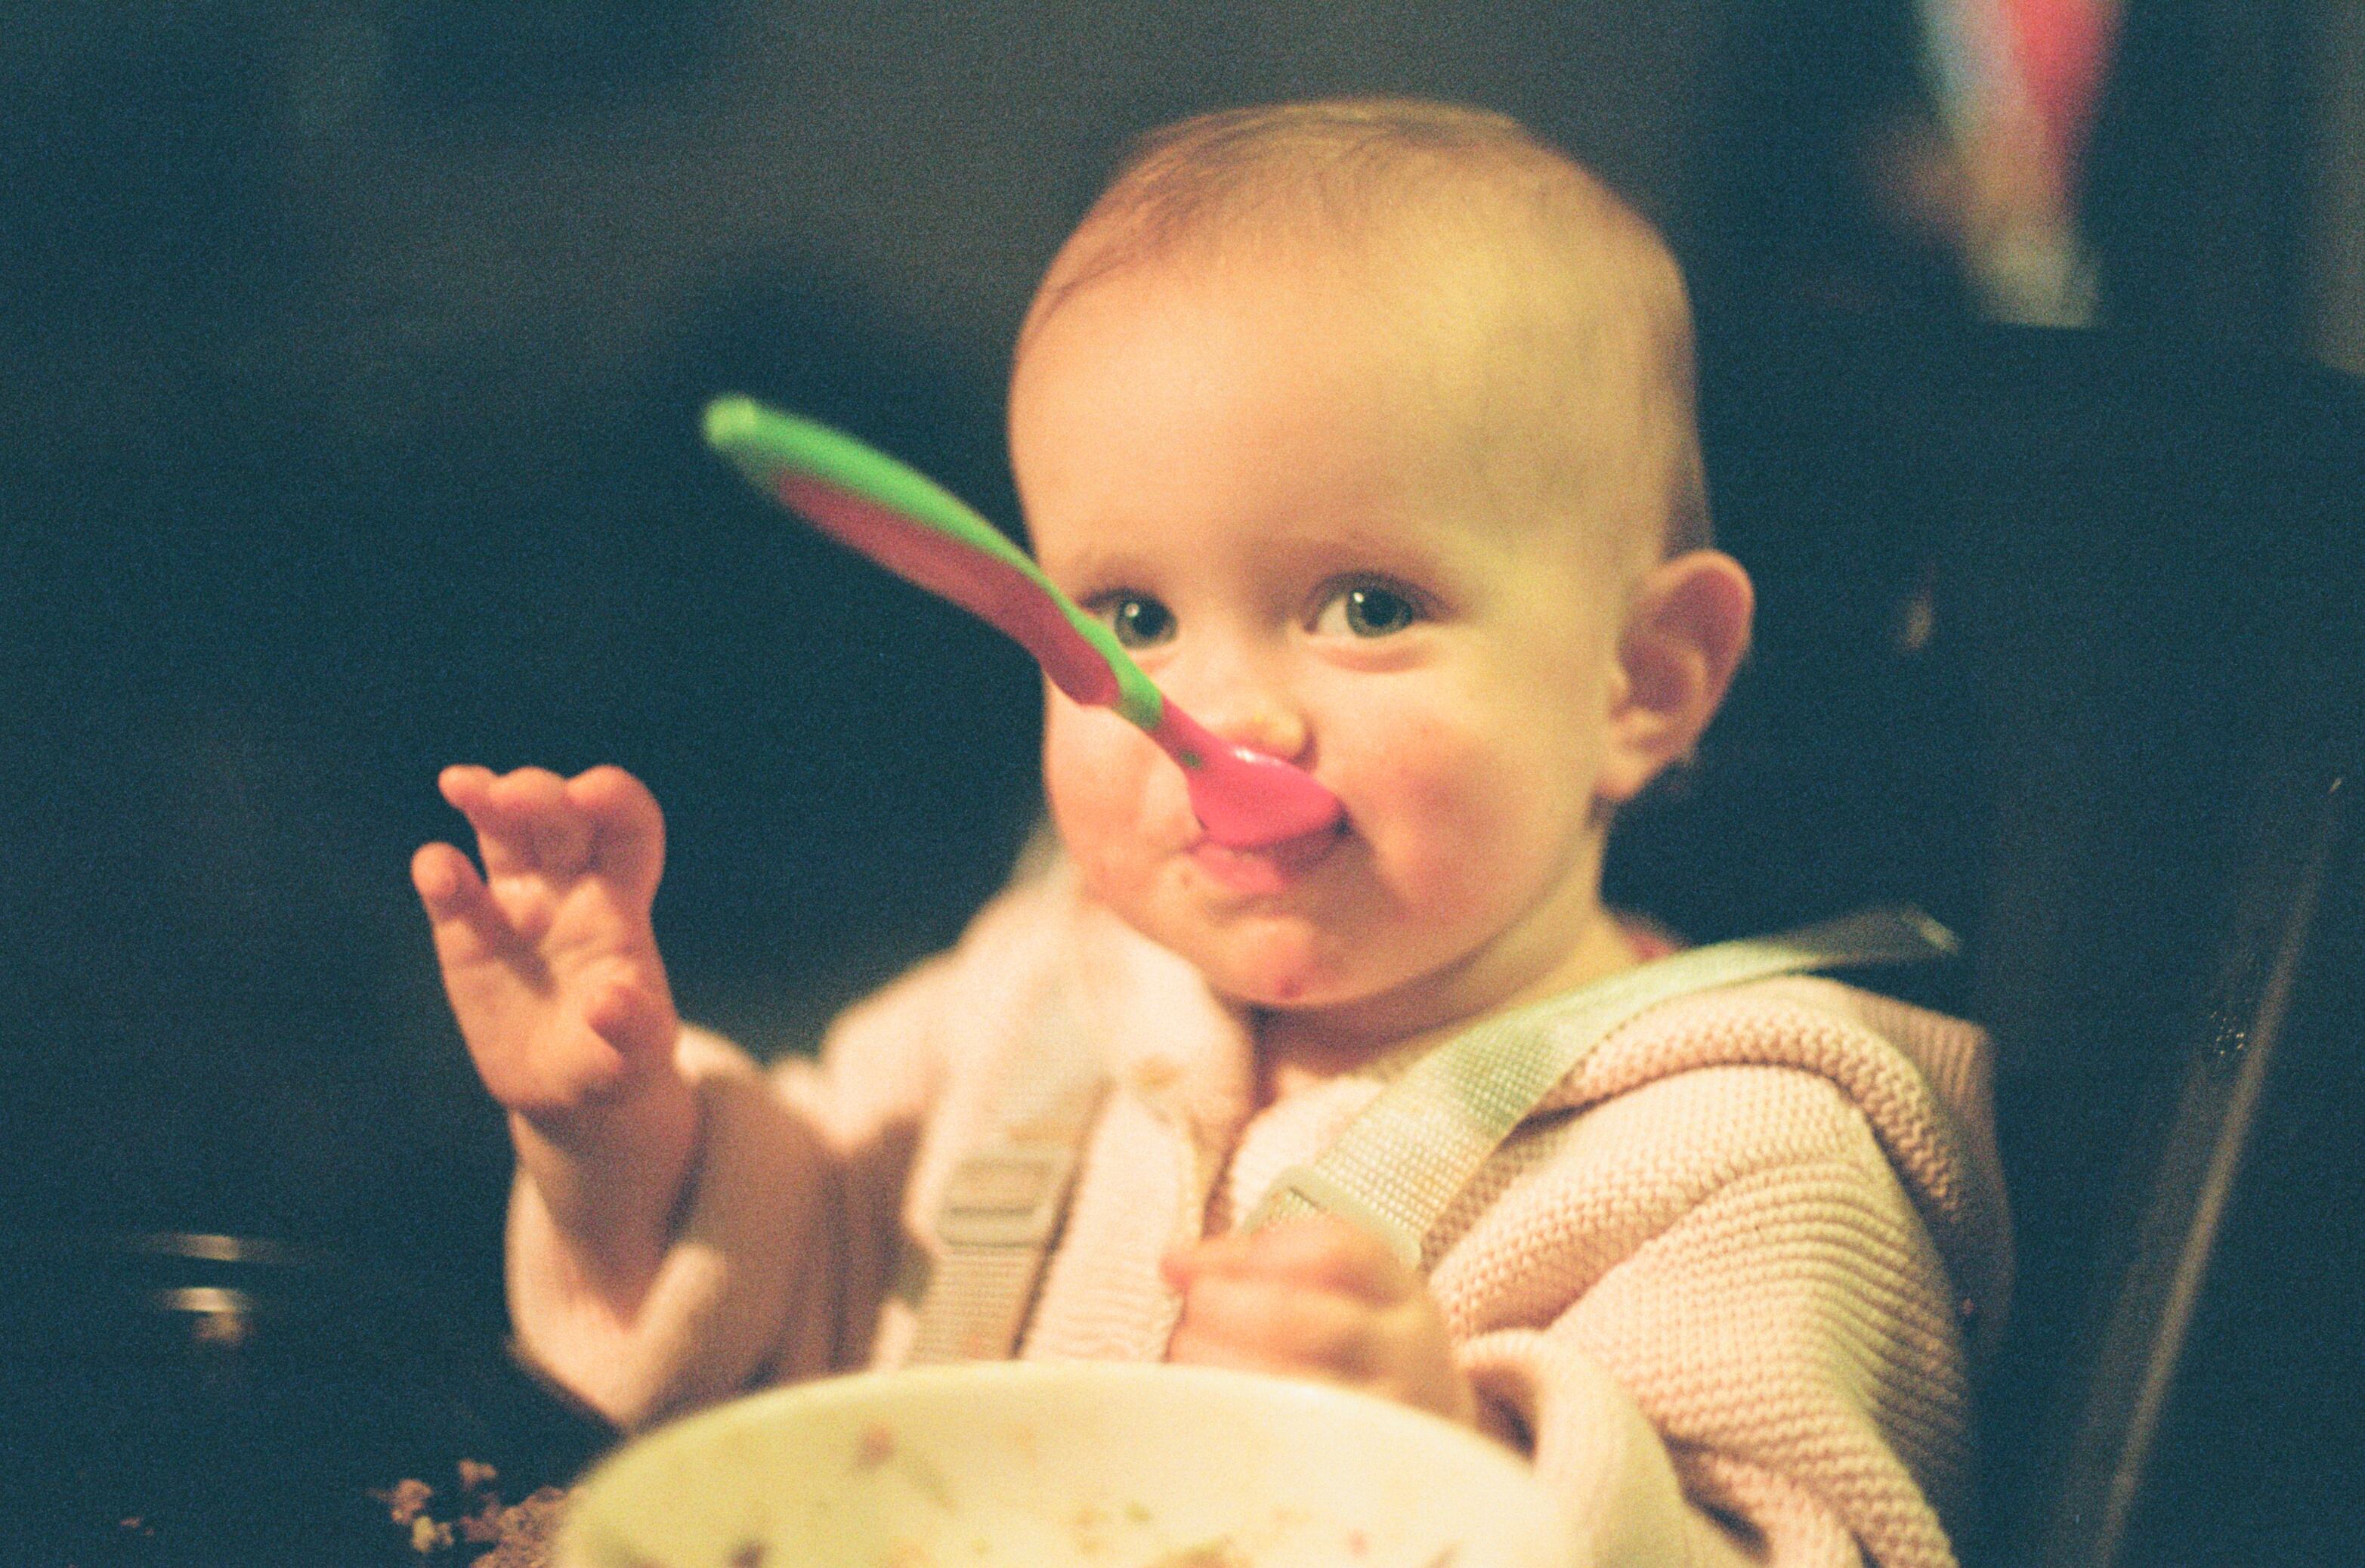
left=1259, top=519, right=1470, bottom=582
left=1034, top=540, right=1163, bottom=592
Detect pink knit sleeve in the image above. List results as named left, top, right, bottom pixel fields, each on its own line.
left=1435, top=1045, right=1986, bottom=1568
left=503, top=951, right=961, bottom=1429
left=502, top=850, right=1090, bottom=1427
left=1460, top=1326, right=1773, bottom=1566
left=504, top=1025, right=846, bottom=1430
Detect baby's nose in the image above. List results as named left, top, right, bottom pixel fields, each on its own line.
left=1197, top=685, right=1311, bottom=764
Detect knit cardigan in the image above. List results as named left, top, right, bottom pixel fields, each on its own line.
left=509, top=852, right=2013, bottom=1568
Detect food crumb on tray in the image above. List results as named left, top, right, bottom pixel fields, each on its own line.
left=373, top=1461, right=573, bottom=1567
left=467, top=1486, right=573, bottom=1568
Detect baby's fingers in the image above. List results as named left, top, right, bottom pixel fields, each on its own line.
left=1165, top=1219, right=1474, bottom=1425
left=566, top=764, right=666, bottom=898
left=1167, top=1216, right=1412, bottom=1302
left=1167, top=1264, right=1370, bottom=1373
left=411, top=839, right=530, bottom=971
left=434, top=765, right=589, bottom=880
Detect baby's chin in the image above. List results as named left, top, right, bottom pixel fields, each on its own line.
left=1179, top=922, right=1371, bottom=1011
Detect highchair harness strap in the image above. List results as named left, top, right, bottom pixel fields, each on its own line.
left=1242, top=904, right=1960, bottom=1264
left=910, top=903, right=1957, bottom=1360
left=907, top=982, right=1108, bottom=1365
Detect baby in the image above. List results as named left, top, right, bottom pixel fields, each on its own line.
left=415, top=100, right=2010, bottom=1568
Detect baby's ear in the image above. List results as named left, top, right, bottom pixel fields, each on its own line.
left=1598, top=549, right=1754, bottom=804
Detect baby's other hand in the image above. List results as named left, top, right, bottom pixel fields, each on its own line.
left=1161, top=1217, right=1484, bottom=1433
left=413, top=764, right=681, bottom=1139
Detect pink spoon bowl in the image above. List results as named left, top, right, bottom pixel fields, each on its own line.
left=703, top=396, right=1343, bottom=849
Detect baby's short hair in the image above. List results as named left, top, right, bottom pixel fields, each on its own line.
left=1023, top=98, right=1711, bottom=562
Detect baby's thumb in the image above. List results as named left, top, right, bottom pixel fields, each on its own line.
left=585, top=971, right=679, bottom=1075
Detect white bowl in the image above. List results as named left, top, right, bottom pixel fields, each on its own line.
left=557, top=1361, right=1572, bottom=1568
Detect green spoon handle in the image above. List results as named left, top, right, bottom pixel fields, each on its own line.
left=704, top=396, right=1163, bottom=730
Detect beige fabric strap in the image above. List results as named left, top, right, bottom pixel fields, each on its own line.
left=907, top=990, right=1108, bottom=1365
left=1244, top=905, right=1959, bottom=1265
left=909, top=905, right=1955, bottom=1359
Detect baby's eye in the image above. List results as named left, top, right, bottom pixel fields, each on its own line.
left=1312, top=580, right=1424, bottom=639
left=1096, top=594, right=1176, bottom=649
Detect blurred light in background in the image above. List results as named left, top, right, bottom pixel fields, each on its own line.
left=1911, top=0, right=2120, bottom=323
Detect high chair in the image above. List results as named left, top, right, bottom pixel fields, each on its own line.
left=1607, top=317, right=2365, bottom=1567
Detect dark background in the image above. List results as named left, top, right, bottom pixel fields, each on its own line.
left=2, top=4, right=2358, bottom=1564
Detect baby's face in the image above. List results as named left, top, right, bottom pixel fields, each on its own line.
left=1011, top=249, right=1644, bottom=1038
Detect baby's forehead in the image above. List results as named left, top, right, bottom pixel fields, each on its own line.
left=1032, top=244, right=1666, bottom=540
left=1065, top=165, right=1606, bottom=308
left=1066, top=172, right=1669, bottom=396
left=1022, top=131, right=1697, bottom=566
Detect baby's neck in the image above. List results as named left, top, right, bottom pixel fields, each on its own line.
left=1252, top=910, right=1646, bottom=1105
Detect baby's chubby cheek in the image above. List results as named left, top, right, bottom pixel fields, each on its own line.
left=1040, top=707, right=1195, bottom=883
left=1342, top=721, right=1510, bottom=887
left=1340, top=722, right=1600, bottom=964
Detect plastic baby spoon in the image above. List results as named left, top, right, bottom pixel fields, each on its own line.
left=703, top=395, right=1344, bottom=849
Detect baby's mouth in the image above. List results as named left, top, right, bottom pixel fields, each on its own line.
left=1188, top=815, right=1348, bottom=893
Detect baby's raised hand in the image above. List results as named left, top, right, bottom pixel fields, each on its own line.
left=1161, top=1217, right=1485, bottom=1433
left=413, top=764, right=681, bottom=1137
